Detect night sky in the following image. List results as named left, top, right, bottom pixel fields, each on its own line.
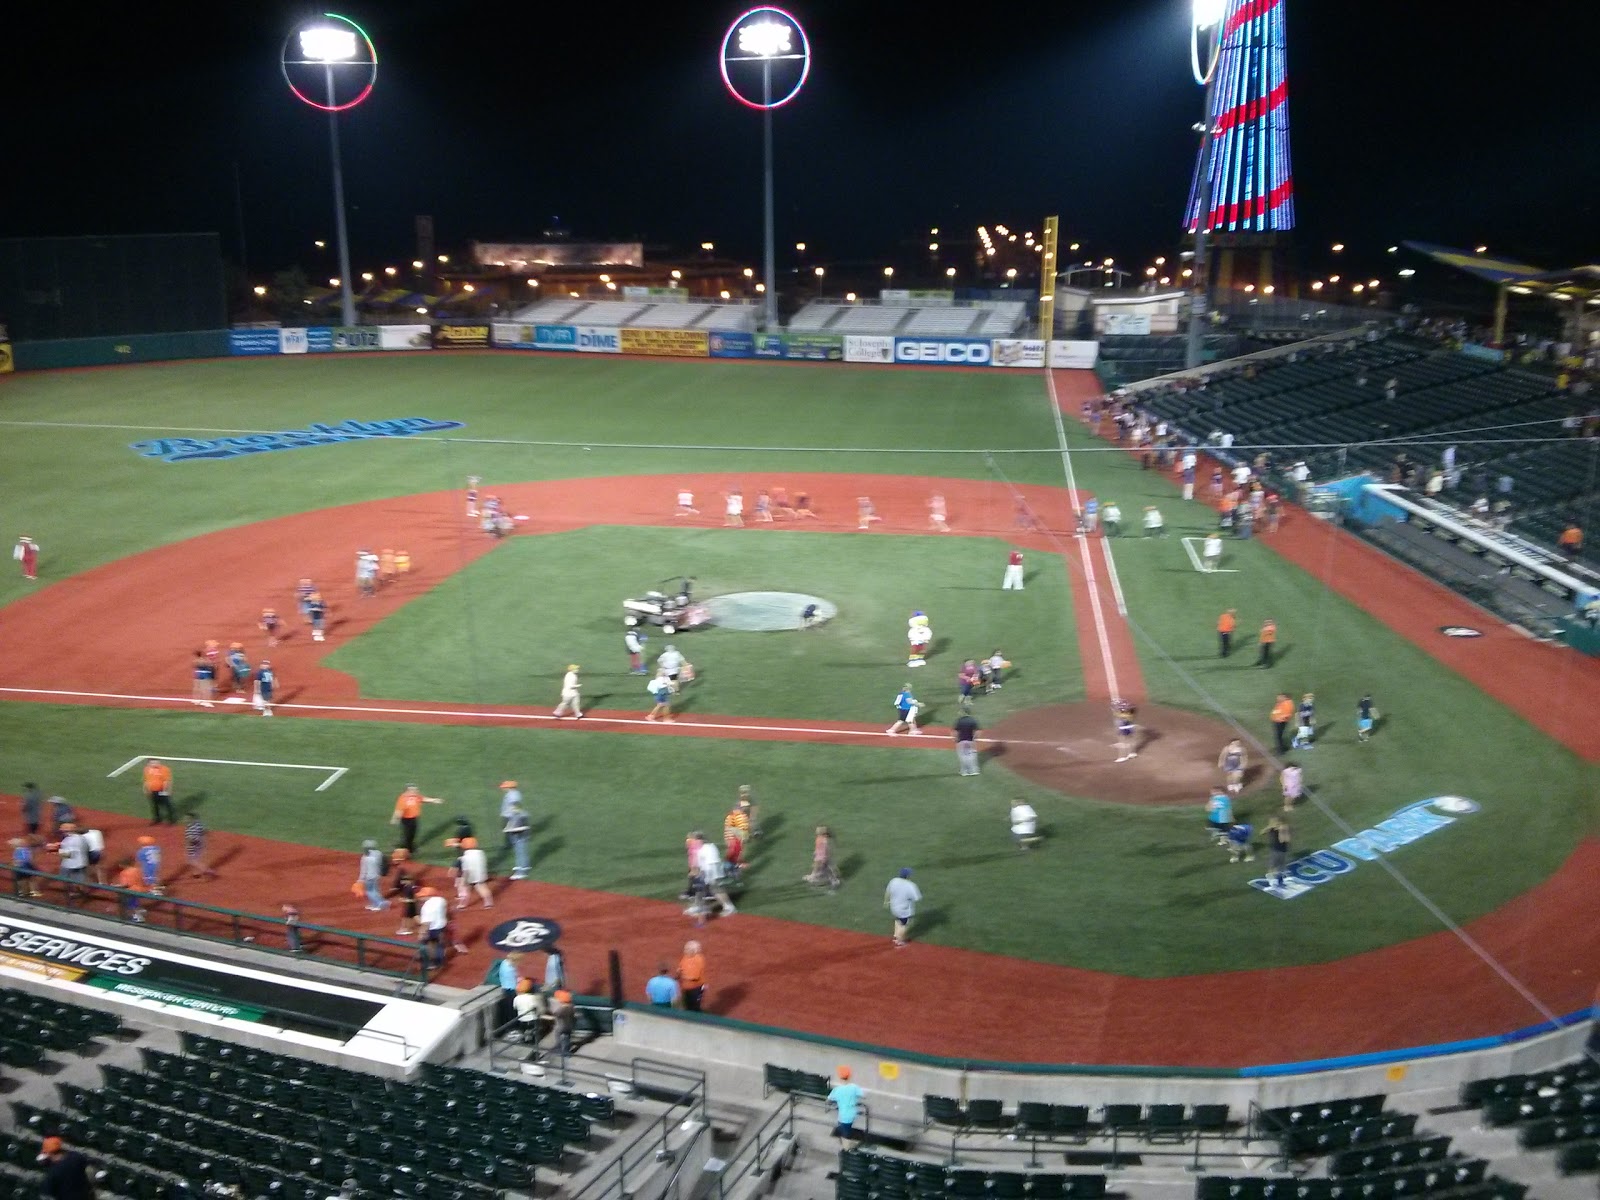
left=5, top=2, right=1595, bottom=285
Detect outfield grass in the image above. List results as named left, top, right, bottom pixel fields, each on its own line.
left=326, top=527, right=1080, bottom=722
left=0, top=355, right=1595, bottom=981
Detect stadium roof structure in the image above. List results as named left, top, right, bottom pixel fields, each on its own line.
left=1404, top=241, right=1600, bottom=340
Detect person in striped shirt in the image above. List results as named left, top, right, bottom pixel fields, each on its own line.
left=183, top=812, right=218, bottom=880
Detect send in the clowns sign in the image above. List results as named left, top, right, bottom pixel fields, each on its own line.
left=132, top=418, right=464, bottom=463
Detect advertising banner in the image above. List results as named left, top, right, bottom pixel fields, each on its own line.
left=881, top=289, right=956, bottom=306
left=893, top=337, right=992, bottom=366
left=1048, top=340, right=1100, bottom=368
left=332, top=327, right=381, bottom=352
left=229, top=329, right=282, bottom=356
left=781, top=332, right=842, bottom=361
left=378, top=325, right=433, bottom=351
left=574, top=326, right=622, bottom=354
left=0, top=342, right=11, bottom=374
left=844, top=335, right=895, bottom=364
left=279, top=328, right=309, bottom=355
left=434, top=323, right=491, bottom=349
left=708, top=331, right=755, bottom=358
left=533, top=324, right=575, bottom=350
left=620, top=328, right=709, bottom=358
left=991, top=339, right=1046, bottom=368
left=1102, top=312, right=1152, bottom=336
left=623, top=286, right=689, bottom=300
left=306, top=327, right=335, bottom=353
left=492, top=323, right=533, bottom=348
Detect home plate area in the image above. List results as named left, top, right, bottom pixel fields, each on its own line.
left=990, top=702, right=1264, bottom=806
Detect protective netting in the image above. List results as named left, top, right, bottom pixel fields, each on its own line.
left=704, top=591, right=837, bottom=632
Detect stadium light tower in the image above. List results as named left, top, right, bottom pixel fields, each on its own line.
left=721, top=8, right=811, bottom=331
left=282, top=14, right=378, bottom=330
left=1184, top=0, right=1224, bottom=370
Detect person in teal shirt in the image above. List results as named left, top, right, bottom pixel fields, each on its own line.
left=1206, top=791, right=1233, bottom=844
left=645, top=965, right=680, bottom=1007
left=827, top=1066, right=865, bottom=1148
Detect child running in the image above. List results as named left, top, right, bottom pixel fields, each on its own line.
left=804, top=825, right=841, bottom=890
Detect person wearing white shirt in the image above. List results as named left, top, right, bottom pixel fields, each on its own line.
left=691, top=838, right=736, bottom=919
left=1010, top=802, right=1039, bottom=849
left=553, top=665, right=583, bottom=718
left=1142, top=506, right=1165, bottom=537
left=419, top=889, right=450, bottom=967
left=658, top=644, right=685, bottom=689
left=1231, top=464, right=1252, bottom=488
left=458, top=839, right=493, bottom=909
left=1203, top=532, right=1224, bottom=572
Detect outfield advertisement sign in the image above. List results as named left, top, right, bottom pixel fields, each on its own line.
left=332, top=327, right=381, bottom=352
left=619, top=328, right=709, bottom=358
left=844, top=335, right=894, bottom=364
left=434, top=323, right=491, bottom=349
left=279, top=327, right=310, bottom=355
left=893, top=337, right=992, bottom=366
left=991, top=339, right=1046, bottom=368
left=767, top=332, right=842, bottom=361
left=1048, top=340, right=1100, bottom=368
left=378, top=325, right=432, bottom=351
left=229, top=329, right=282, bottom=356
left=574, top=326, right=622, bottom=354
left=1250, top=796, right=1479, bottom=900
left=708, top=331, right=755, bottom=358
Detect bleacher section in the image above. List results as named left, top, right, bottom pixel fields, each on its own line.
left=787, top=301, right=1028, bottom=337
left=969, top=303, right=1028, bottom=337
left=507, top=296, right=588, bottom=323
left=506, top=297, right=758, bottom=333
left=1134, top=336, right=1595, bottom=565
left=837, top=1147, right=1107, bottom=1200
left=898, top=309, right=980, bottom=336
left=1460, top=1057, right=1600, bottom=1179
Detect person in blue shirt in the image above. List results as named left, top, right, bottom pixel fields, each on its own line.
left=135, top=836, right=163, bottom=895
left=886, top=685, right=920, bottom=736
left=1226, top=821, right=1254, bottom=864
left=1205, top=791, right=1233, bottom=845
left=1356, top=694, right=1376, bottom=743
left=255, top=660, right=276, bottom=717
left=645, top=964, right=681, bottom=1007
left=225, top=643, right=250, bottom=696
left=1291, top=693, right=1316, bottom=750
left=827, top=1066, right=865, bottom=1149
left=9, top=838, right=39, bottom=898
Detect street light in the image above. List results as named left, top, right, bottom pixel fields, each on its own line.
left=721, top=7, right=811, bottom=331
left=283, top=13, right=377, bottom=329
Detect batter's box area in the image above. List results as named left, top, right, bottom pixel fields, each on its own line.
left=989, top=702, right=1264, bottom=806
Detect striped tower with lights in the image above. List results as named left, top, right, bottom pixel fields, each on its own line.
left=1184, top=0, right=1296, bottom=299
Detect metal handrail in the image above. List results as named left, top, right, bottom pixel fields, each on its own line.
left=564, top=1061, right=708, bottom=1200
left=0, top=864, right=429, bottom=983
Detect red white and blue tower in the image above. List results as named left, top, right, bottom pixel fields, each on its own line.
left=1184, top=0, right=1295, bottom=298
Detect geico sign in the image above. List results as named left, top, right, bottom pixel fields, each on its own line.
left=895, top=341, right=991, bottom=364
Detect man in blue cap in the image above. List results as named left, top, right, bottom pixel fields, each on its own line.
left=883, top=868, right=922, bottom=949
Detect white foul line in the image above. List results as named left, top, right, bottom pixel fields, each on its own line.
left=1044, top=369, right=1120, bottom=699
left=1180, top=536, right=1239, bottom=573
left=106, top=754, right=348, bottom=792
left=6, top=687, right=959, bottom=744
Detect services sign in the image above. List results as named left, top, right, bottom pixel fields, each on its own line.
left=620, top=328, right=709, bottom=358
left=991, top=339, right=1046, bottom=369
left=893, top=337, right=992, bottom=366
left=844, top=335, right=894, bottom=364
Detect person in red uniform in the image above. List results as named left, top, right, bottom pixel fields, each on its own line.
left=13, top=536, right=39, bottom=581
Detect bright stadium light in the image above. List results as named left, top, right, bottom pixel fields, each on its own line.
left=253, top=285, right=267, bottom=297
left=383, top=266, right=397, bottom=276
left=360, top=271, right=373, bottom=282
left=722, top=7, right=810, bottom=330
left=1398, top=268, right=1416, bottom=277
left=300, top=25, right=358, bottom=62
left=883, top=267, right=894, bottom=277
left=412, top=259, right=424, bottom=269
left=283, top=14, right=376, bottom=328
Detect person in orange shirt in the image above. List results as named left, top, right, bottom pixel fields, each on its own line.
left=142, top=759, right=175, bottom=825
left=676, top=940, right=708, bottom=1013
left=1270, top=693, right=1295, bottom=753
left=114, top=858, right=146, bottom=923
left=390, top=784, right=443, bottom=854
left=1217, top=609, right=1237, bottom=658
left=1257, top=618, right=1278, bottom=668
left=1558, top=523, right=1583, bottom=561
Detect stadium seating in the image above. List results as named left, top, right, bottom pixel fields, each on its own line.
left=562, top=300, right=650, bottom=326
left=968, top=304, right=1029, bottom=337
left=507, top=296, right=589, bottom=323
left=832, top=306, right=911, bottom=334
left=898, top=309, right=980, bottom=337
left=837, top=1146, right=1106, bottom=1200
left=763, top=1062, right=831, bottom=1099
left=694, top=304, right=760, bottom=331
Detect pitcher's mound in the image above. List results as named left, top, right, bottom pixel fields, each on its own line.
left=989, top=702, right=1261, bottom=807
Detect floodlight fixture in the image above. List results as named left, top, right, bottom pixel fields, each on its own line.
left=300, top=25, right=358, bottom=62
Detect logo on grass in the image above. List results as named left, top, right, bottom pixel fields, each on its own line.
left=1249, top=795, right=1479, bottom=901
left=131, top=418, right=465, bottom=463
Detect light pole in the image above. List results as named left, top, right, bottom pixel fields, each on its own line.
left=283, top=14, right=377, bottom=330
left=1185, top=0, right=1224, bottom=370
left=720, top=8, right=811, bottom=332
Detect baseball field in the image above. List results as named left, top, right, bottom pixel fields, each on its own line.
left=0, top=351, right=1596, bottom=1067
